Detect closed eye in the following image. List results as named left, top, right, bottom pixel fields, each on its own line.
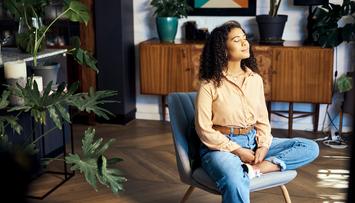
left=233, top=36, right=247, bottom=43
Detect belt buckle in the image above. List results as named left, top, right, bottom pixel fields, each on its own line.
left=229, top=127, right=234, bottom=135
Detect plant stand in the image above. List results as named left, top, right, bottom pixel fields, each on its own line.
left=26, top=118, right=75, bottom=200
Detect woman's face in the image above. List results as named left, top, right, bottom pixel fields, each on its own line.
left=226, top=28, right=250, bottom=61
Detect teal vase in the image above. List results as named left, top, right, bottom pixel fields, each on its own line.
left=156, top=17, right=178, bottom=43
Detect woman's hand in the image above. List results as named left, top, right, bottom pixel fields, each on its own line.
left=232, top=148, right=255, bottom=164
left=254, top=146, right=268, bottom=164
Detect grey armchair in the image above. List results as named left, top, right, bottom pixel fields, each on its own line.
left=167, top=92, right=297, bottom=203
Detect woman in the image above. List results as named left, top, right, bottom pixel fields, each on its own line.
left=195, top=21, right=319, bottom=203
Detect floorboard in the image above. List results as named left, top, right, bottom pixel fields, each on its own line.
left=29, top=120, right=350, bottom=203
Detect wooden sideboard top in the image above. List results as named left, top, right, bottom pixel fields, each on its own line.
left=140, top=38, right=332, bottom=50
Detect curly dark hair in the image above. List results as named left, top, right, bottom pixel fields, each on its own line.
left=199, top=20, right=258, bottom=87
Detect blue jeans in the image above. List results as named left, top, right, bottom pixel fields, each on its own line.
left=200, top=129, right=319, bottom=203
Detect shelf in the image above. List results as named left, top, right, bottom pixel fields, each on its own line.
left=0, top=48, right=67, bottom=66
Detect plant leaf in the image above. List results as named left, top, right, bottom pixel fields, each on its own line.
left=96, top=138, right=115, bottom=157
left=0, top=116, right=22, bottom=136
left=312, top=1, right=355, bottom=47
left=65, top=153, right=98, bottom=190
left=64, top=0, right=90, bottom=25
left=0, top=91, right=10, bottom=109
left=69, top=37, right=98, bottom=72
left=73, top=48, right=98, bottom=72
left=69, top=36, right=98, bottom=71
left=66, top=88, right=118, bottom=119
left=65, top=127, right=126, bottom=193
left=48, top=106, right=62, bottom=129
left=97, top=155, right=127, bottom=193
left=336, top=74, right=353, bottom=93
left=54, top=103, right=71, bottom=124
left=81, top=127, right=95, bottom=157
left=150, top=0, right=192, bottom=18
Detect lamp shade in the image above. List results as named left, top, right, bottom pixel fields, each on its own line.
left=294, top=0, right=328, bottom=5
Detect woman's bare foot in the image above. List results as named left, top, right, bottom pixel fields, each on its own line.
left=242, top=163, right=261, bottom=179
left=253, top=161, right=280, bottom=173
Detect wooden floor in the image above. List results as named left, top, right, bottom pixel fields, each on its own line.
left=30, top=119, right=350, bottom=203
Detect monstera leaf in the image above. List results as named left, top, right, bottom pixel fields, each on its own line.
left=70, top=37, right=98, bottom=72
left=65, top=128, right=126, bottom=193
left=312, top=1, right=355, bottom=47
left=63, top=0, right=90, bottom=25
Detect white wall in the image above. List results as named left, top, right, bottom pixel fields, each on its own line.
left=133, top=0, right=354, bottom=133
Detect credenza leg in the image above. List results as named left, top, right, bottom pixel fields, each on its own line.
left=288, top=102, right=293, bottom=137
left=313, top=104, right=320, bottom=133
left=162, top=95, right=166, bottom=121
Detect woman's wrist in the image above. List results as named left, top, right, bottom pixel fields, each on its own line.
left=258, top=145, right=268, bottom=150
left=232, top=148, right=242, bottom=155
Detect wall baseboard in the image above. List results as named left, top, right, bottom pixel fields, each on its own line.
left=136, top=112, right=163, bottom=121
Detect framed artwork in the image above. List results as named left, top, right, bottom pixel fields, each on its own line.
left=187, top=0, right=256, bottom=16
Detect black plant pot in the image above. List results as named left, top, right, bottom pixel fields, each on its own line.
left=32, top=62, right=60, bottom=88
left=256, top=15, right=288, bottom=43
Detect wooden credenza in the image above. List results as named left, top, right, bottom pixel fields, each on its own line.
left=139, top=40, right=203, bottom=94
left=139, top=39, right=334, bottom=135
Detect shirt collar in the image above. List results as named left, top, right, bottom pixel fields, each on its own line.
left=223, top=67, right=255, bottom=78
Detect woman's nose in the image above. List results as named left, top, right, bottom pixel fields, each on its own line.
left=242, top=39, right=248, bottom=47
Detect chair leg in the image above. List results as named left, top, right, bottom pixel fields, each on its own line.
left=180, top=186, right=195, bottom=203
left=280, top=185, right=292, bottom=203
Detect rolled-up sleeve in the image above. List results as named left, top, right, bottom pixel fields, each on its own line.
left=255, top=78, right=272, bottom=149
left=195, top=83, right=241, bottom=152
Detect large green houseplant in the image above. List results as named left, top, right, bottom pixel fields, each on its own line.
left=312, top=0, right=355, bottom=48
left=150, top=0, right=192, bottom=42
left=1, top=0, right=126, bottom=197
left=256, top=0, right=288, bottom=43
left=4, top=0, right=96, bottom=70
left=4, top=0, right=97, bottom=90
left=311, top=0, right=354, bottom=95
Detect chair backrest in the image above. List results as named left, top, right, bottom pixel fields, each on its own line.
left=167, top=92, right=198, bottom=185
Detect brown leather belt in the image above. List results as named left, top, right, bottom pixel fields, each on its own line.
left=213, top=125, right=254, bottom=135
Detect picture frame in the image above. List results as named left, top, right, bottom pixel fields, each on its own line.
left=187, top=0, right=256, bottom=16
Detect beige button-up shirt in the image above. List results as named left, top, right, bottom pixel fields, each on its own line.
left=195, top=68, right=272, bottom=152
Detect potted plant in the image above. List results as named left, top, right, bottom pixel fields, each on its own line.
left=4, top=0, right=97, bottom=88
left=311, top=0, right=355, bottom=48
left=4, top=0, right=48, bottom=53
left=150, top=0, right=192, bottom=42
left=256, top=0, right=288, bottom=43
left=1, top=0, right=127, bottom=196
